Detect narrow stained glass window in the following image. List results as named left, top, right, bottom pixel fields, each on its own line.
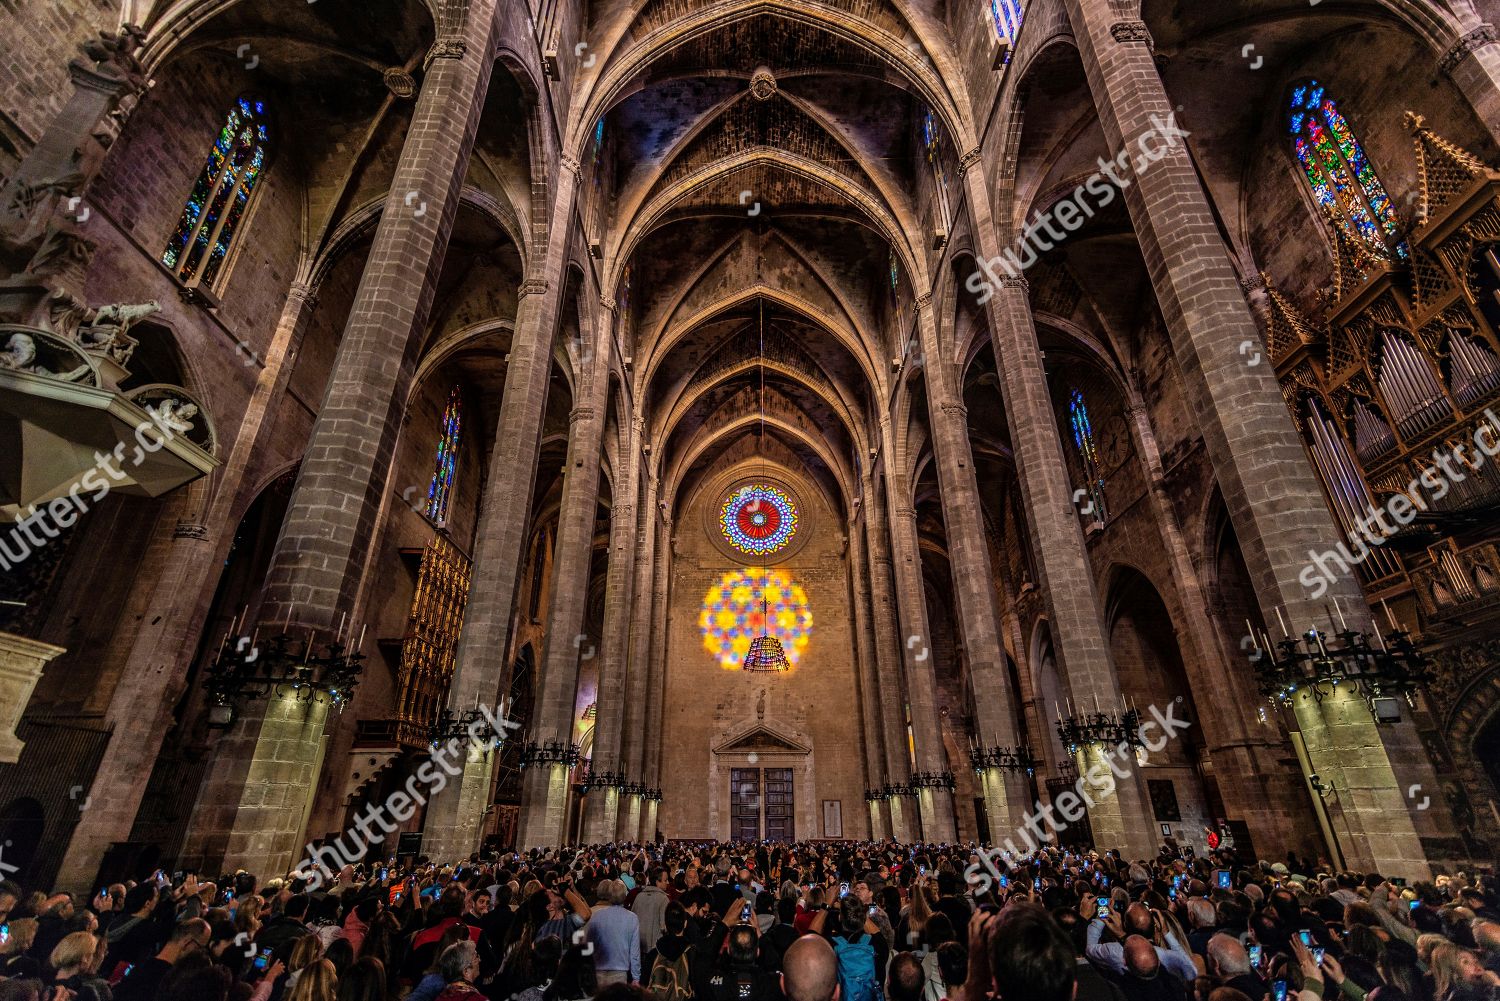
left=1287, top=82, right=1405, bottom=260
left=425, top=387, right=463, bottom=526
left=922, top=106, right=952, bottom=230
left=990, top=0, right=1024, bottom=47
left=162, top=97, right=271, bottom=287
left=1069, top=388, right=1107, bottom=522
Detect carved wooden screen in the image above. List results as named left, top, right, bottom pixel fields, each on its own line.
left=396, top=534, right=472, bottom=746
left=731, top=769, right=762, bottom=841
left=763, top=769, right=794, bottom=841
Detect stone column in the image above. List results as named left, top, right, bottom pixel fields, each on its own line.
left=638, top=511, right=671, bottom=843
left=584, top=397, right=639, bottom=844
left=876, top=422, right=957, bottom=843
left=421, top=153, right=584, bottom=860
left=618, top=465, right=658, bottom=841
left=846, top=512, right=890, bottom=840
left=199, top=16, right=500, bottom=876
left=862, top=470, right=917, bottom=843
left=1123, top=399, right=1315, bottom=852
left=962, top=262, right=1155, bottom=855
left=913, top=295, right=1029, bottom=843
left=1057, top=2, right=1430, bottom=875
left=516, top=388, right=608, bottom=849
left=1441, top=23, right=1500, bottom=143
left=60, top=284, right=317, bottom=890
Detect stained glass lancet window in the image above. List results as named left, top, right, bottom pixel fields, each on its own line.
left=1287, top=82, right=1405, bottom=260
left=1069, top=388, right=1107, bottom=522
left=922, top=107, right=953, bottom=229
left=162, top=97, right=271, bottom=287
left=425, top=387, right=463, bottom=525
left=990, top=0, right=1023, bottom=47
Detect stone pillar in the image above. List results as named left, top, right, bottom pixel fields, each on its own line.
left=618, top=465, right=658, bottom=841
left=421, top=153, right=584, bottom=860
left=961, top=260, right=1155, bottom=854
left=1123, top=398, right=1315, bottom=852
left=876, top=424, right=957, bottom=843
left=0, top=633, right=63, bottom=763
left=584, top=394, right=638, bottom=844
left=1057, top=1, right=1430, bottom=875
left=201, top=16, right=500, bottom=876
left=517, top=390, right=608, bottom=849
left=638, top=511, right=672, bottom=842
left=913, top=295, right=1029, bottom=843
left=846, top=513, right=890, bottom=840
left=861, top=470, right=917, bottom=842
left=1441, top=23, right=1500, bottom=143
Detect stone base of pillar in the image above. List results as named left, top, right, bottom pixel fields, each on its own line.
left=917, top=789, right=957, bottom=843
left=517, top=764, right=572, bottom=849
left=582, top=788, right=620, bottom=844
left=981, top=769, right=1031, bottom=846
left=888, top=797, right=917, bottom=842
left=422, top=750, right=496, bottom=863
left=184, top=697, right=330, bottom=878
left=0, top=632, right=62, bottom=764
left=616, top=794, right=641, bottom=843
left=867, top=800, right=890, bottom=841
left=640, top=798, right=658, bottom=844
left=1074, top=745, right=1156, bottom=859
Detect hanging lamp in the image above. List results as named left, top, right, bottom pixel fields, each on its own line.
left=740, top=297, right=790, bottom=674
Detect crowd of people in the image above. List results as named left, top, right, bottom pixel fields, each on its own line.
left=0, top=839, right=1493, bottom=1001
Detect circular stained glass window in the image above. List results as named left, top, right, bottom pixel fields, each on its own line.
left=720, top=484, right=798, bottom=556
left=698, top=567, right=813, bottom=670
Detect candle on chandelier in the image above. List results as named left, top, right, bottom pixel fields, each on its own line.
left=1275, top=606, right=1290, bottom=637
left=1333, top=597, right=1348, bottom=632
left=356, top=623, right=367, bottom=650
left=1245, top=620, right=1260, bottom=652
left=1382, top=599, right=1399, bottom=632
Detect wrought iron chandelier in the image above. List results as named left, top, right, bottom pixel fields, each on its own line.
left=519, top=739, right=581, bottom=769
left=1248, top=604, right=1432, bottom=722
left=1056, top=707, right=1143, bottom=755
left=204, top=615, right=364, bottom=728
left=969, top=743, right=1037, bottom=775
left=740, top=297, right=790, bottom=674
left=427, top=704, right=507, bottom=749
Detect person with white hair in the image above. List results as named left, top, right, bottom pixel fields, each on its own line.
left=583, top=878, right=641, bottom=986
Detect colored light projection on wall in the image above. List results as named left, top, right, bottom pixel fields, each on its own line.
left=699, top=568, right=813, bottom=670
left=720, top=484, right=798, bottom=556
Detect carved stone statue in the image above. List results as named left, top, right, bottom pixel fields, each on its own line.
left=151, top=398, right=199, bottom=435
left=0, top=331, right=92, bottom=383
left=77, top=300, right=158, bottom=356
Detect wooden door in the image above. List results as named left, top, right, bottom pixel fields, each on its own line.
left=731, top=768, right=762, bottom=841
left=763, top=768, right=794, bottom=841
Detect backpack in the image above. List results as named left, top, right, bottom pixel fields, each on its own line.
left=648, top=946, right=694, bottom=1001
left=833, top=934, right=882, bottom=1001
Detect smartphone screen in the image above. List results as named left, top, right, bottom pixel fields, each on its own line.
left=741, top=902, right=752, bottom=922
left=999, top=875, right=1008, bottom=888
left=1216, top=870, right=1230, bottom=889
left=253, top=948, right=271, bottom=971
left=224, top=891, right=234, bottom=902
left=1248, top=945, right=1262, bottom=968
left=1272, top=980, right=1288, bottom=1001
left=1298, top=930, right=1313, bottom=946
left=1408, top=900, right=1420, bottom=912
left=1096, top=902, right=1109, bottom=919
left=839, top=882, right=849, bottom=897
left=1313, top=948, right=1326, bottom=965
left=868, top=905, right=878, bottom=915
left=380, top=868, right=388, bottom=881
left=1169, top=888, right=1177, bottom=901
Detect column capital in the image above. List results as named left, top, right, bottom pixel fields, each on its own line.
left=958, top=147, right=983, bottom=177
left=1440, top=25, right=1498, bottom=74
left=940, top=402, right=968, bottom=420
left=519, top=278, right=550, bottom=297
left=600, top=295, right=617, bottom=313
left=428, top=38, right=468, bottom=61
left=1109, top=20, right=1154, bottom=50
left=173, top=522, right=209, bottom=541
left=560, top=154, right=583, bottom=176
left=383, top=67, right=417, bottom=98
left=914, top=292, right=934, bottom=310
left=997, top=275, right=1030, bottom=292
left=1237, top=274, right=1266, bottom=293
left=570, top=406, right=597, bottom=424
left=286, top=280, right=317, bottom=308
left=893, top=504, right=917, bottom=522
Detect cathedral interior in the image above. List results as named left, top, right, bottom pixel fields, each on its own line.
left=2, top=0, right=1500, bottom=891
